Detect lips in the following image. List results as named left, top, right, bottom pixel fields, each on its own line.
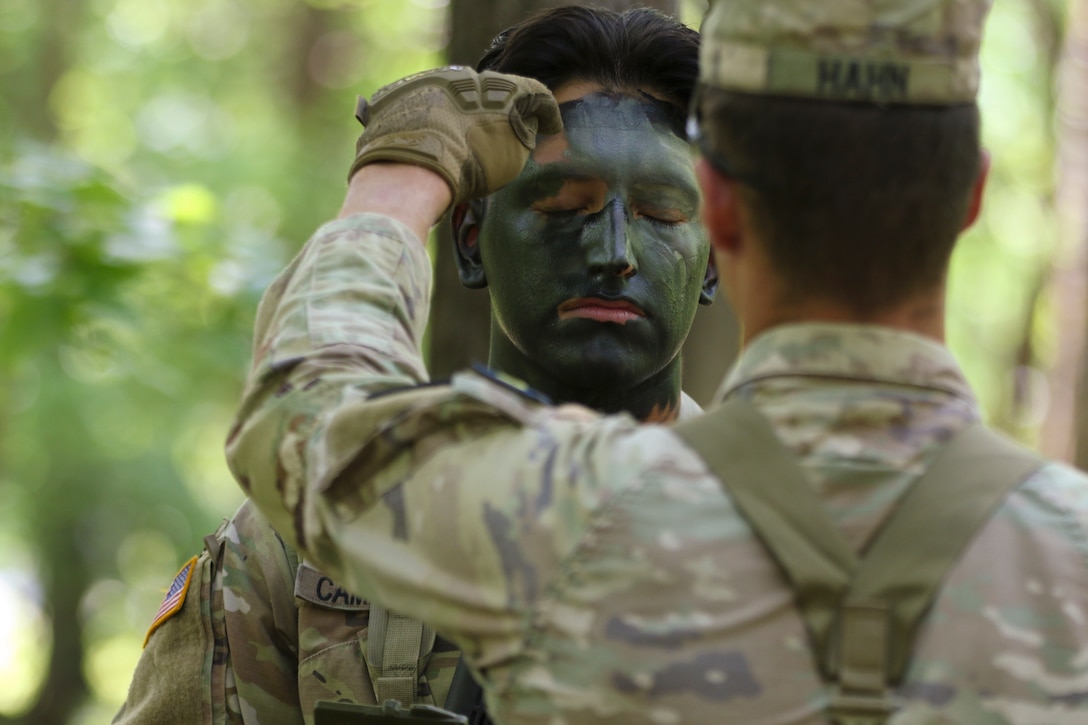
left=557, top=296, right=646, bottom=324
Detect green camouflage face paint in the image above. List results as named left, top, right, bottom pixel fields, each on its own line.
left=478, top=92, right=711, bottom=419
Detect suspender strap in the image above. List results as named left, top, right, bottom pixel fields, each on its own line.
left=673, top=398, right=859, bottom=673
left=851, top=423, right=1045, bottom=681
left=672, top=398, right=1044, bottom=724
left=367, top=603, right=437, bottom=706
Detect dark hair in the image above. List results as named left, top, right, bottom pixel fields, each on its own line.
left=697, top=88, right=982, bottom=313
left=476, top=6, right=700, bottom=113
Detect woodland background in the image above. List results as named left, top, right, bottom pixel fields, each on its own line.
left=2, top=0, right=1087, bottom=722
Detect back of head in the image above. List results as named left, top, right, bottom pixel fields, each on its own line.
left=476, top=5, right=699, bottom=115
left=694, top=0, right=990, bottom=313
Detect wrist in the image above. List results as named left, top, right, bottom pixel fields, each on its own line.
left=339, top=163, right=453, bottom=239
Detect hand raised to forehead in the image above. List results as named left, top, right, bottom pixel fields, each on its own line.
left=349, top=67, right=563, bottom=209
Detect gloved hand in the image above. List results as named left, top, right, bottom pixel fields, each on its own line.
left=348, top=66, right=563, bottom=208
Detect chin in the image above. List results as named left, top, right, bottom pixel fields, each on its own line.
left=551, top=347, right=658, bottom=392
left=576, top=364, right=645, bottom=391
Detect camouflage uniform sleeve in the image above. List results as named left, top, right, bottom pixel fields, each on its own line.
left=227, top=212, right=433, bottom=579
left=227, top=212, right=648, bottom=672
left=114, top=500, right=303, bottom=725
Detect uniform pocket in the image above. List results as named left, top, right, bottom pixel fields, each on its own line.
left=295, top=562, right=376, bottom=725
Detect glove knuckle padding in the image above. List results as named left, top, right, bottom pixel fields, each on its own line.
left=348, top=67, right=561, bottom=207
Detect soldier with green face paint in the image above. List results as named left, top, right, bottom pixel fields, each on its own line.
left=113, top=8, right=714, bottom=725
left=461, top=90, right=714, bottom=422
left=224, top=0, right=1088, bottom=722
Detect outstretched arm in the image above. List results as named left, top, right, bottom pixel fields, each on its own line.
left=227, top=67, right=569, bottom=644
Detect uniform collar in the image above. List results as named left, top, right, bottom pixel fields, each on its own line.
left=677, top=391, right=703, bottom=420
left=716, top=323, right=977, bottom=405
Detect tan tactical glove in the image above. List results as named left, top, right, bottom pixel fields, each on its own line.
left=348, top=67, right=563, bottom=207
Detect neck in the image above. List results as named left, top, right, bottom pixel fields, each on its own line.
left=729, top=250, right=948, bottom=346
left=740, top=291, right=947, bottom=347
left=487, top=332, right=684, bottom=423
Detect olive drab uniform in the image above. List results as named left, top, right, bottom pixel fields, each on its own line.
left=113, top=499, right=461, bottom=724
left=227, top=213, right=1088, bottom=724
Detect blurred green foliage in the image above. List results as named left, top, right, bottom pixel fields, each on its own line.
left=949, top=0, right=1065, bottom=441
left=0, top=0, right=1071, bottom=722
left=1, top=1, right=444, bottom=721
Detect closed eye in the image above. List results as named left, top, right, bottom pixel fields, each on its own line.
left=528, top=177, right=607, bottom=218
left=530, top=204, right=586, bottom=219
left=634, top=208, right=688, bottom=226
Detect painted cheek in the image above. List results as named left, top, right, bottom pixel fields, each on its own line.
left=644, top=226, right=701, bottom=278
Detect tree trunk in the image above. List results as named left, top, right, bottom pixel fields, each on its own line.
left=430, top=0, right=738, bottom=402
left=19, top=516, right=91, bottom=725
left=1043, top=0, right=1088, bottom=467
left=12, top=360, right=94, bottom=724
left=14, top=0, right=84, bottom=140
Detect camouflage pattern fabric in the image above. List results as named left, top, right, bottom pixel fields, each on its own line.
left=114, top=498, right=462, bottom=724
left=228, top=213, right=1088, bottom=724
left=114, top=213, right=702, bottom=724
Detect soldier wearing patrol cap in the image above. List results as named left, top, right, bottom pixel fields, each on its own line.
left=227, top=0, right=1088, bottom=723
left=114, top=7, right=716, bottom=725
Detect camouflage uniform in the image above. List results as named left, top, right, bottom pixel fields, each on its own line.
left=113, top=217, right=700, bottom=724
left=226, top=213, right=1088, bottom=724
left=117, top=386, right=701, bottom=725
left=114, top=496, right=470, bottom=725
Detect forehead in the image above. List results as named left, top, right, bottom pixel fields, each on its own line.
left=561, top=92, right=685, bottom=135
left=528, top=92, right=692, bottom=180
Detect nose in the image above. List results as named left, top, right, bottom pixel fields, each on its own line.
left=584, top=199, right=636, bottom=279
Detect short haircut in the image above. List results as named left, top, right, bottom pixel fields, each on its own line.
left=476, top=6, right=700, bottom=114
left=697, top=88, right=982, bottom=313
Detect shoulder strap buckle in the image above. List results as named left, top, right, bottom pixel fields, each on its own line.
left=367, top=603, right=437, bottom=706
left=827, top=690, right=900, bottom=725
left=827, top=599, right=900, bottom=725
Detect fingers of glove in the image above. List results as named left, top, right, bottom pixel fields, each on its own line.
left=362, top=69, right=558, bottom=140
left=509, top=91, right=564, bottom=148
left=348, top=67, right=560, bottom=199
left=466, top=120, right=533, bottom=196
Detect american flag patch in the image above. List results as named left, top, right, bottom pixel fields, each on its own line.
left=143, top=555, right=199, bottom=647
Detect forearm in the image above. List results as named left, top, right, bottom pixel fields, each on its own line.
left=339, top=162, right=452, bottom=242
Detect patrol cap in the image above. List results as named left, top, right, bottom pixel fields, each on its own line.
left=699, top=0, right=993, bottom=105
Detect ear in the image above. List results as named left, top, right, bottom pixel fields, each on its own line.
left=699, top=249, right=719, bottom=305
left=451, top=199, right=488, bottom=289
left=962, top=149, right=991, bottom=232
left=695, top=157, right=742, bottom=258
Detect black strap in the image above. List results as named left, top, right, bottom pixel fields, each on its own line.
left=445, top=659, right=491, bottom=725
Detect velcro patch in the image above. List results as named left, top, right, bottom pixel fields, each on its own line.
left=143, top=555, right=198, bottom=647
left=295, top=562, right=369, bottom=611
